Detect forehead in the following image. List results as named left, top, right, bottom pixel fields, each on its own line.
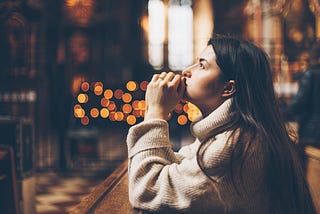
left=199, top=45, right=216, bottom=61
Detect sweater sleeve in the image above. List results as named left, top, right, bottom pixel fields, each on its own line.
left=126, top=119, right=220, bottom=212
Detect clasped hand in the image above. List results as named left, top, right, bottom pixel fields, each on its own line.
left=144, top=72, right=185, bottom=121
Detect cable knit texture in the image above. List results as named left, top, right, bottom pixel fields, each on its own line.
left=126, top=99, right=271, bottom=213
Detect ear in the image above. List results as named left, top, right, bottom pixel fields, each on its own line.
left=222, top=80, right=236, bottom=97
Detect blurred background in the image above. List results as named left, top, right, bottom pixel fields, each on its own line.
left=0, top=0, right=318, bottom=213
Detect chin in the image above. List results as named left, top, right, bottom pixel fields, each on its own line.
left=182, top=94, right=193, bottom=103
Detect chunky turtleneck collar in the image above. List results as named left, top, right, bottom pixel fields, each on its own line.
left=190, top=98, right=233, bottom=142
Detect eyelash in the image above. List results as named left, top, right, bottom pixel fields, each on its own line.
left=199, top=63, right=205, bottom=69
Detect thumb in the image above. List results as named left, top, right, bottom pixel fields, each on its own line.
left=177, top=77, right=186, bottom=98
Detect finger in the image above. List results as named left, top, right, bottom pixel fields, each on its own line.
left=164, top=72, right=176, bottom=82
left=152, top=74, right=160, bottom=82
left=159, top=72, right=167, bottom=80
left=177, top=77, right=186, bottom=97
left=170, top=74, right=181, bottom=89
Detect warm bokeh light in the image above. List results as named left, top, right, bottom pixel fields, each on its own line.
left=90, top=108, right=99, bottom=118
left=186, top=102, right=201, bottom=122
left=94, top=84, right=103, bottom=96
left=126, top=81, right=137, bottom=91
left=95, top=81, right=103, bottom=87
left=122, top=104, right=133, bottom=114
left=81, top=116, right=89, bottom=125
left=77, top=93, right=88, bottom=103
left=126, top=115, right=137, bottom=125
left=74, top=107, right=85, bottom=118
left=107, top=101, right=116, bottom=111
left=177, top=114, right=188, bottom=125
left=100, top=108, right=109, bottom=118
left=132, top=100, right=139, bottom=110
left=132, top=109, right=145, bottom=118
left=138, top=100, right=146, bottom=110
left=74, top=104, right=82, bottom=110
left=65, top=0, right=93, bottom=7
left=100, top=97, right=110, bottom=107
left=74, top=80, right=197, bottom=126
left=122, top=93, right=132, bottom=103
left=81, top=81, right=90, bottom=91
left=140, top=81, right=149, bottom=91
left=104, top=89, right=113, bottom=99
left=183, top=103, right=189, bottom=113
left=114, top=89, right=124, bottom=99
left=174, top=103, right=183, bottom=113
left=109, top=112, right=115, bottom=121
left=114, top=111, right=124, bottom=121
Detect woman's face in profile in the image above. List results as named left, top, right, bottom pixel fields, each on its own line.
left=182, top=45, right=226, bottom=111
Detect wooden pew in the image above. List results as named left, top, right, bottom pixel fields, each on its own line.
left=0, top=145, right=20, bottom=214
left=69, top=159, right=142, bottom=214
left=71, top=145, right=320, bottom=214
left=304, top=145, right=320, bottom=213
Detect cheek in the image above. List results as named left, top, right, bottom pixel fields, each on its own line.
left=188, top=78, right=220, bottom=99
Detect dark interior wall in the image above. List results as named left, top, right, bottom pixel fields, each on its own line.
left=211, top=0, right=247, bottom=36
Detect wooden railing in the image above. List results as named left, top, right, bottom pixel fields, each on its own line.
left=304, top=145, right=320, bottom=213
left=69, top=159, right=142, bottom=214
left=70, top=145, right=320, bottom=214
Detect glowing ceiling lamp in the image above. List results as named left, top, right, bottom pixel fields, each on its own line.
left=168, top=0, right=193, bottom=71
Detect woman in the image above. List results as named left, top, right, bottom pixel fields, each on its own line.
left=126, top=35, right=316, bottom=213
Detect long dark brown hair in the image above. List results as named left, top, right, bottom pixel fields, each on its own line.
left=196, top=35, right=316, bottom=214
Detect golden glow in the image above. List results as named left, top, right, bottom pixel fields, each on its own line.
left=177, top=114, right=188, bottom=125
left=94, top=82, right=103, bottom=96
left=74, top=80, right=197, bottom=126
left=122, top=104, right=133, bottom=113
left=132, top=100, right=139, bottom=110
left=100, top=108, right=109, bottom=118
left=186, top=102, right=201, bottom=122
left=74, top=107, right=85, bottom=118
left=100, top=98, right=110, bottom=107
left=64, top=0, right=94, bottom=26
left=127, top=115, right=137, bottom=125
left=174, top=103, right=183, bottom=113
left=72, top=75, right=86, bottom=96
left=65, top=0, right=93, bottom=7
left=126, top=81, right=137, bottom=91
left=138, top=100, right=146, bottom=110
left=183, top=103, right=189, bottom=113
left=122, top=93, right=132, bottom=103
left=104, top=89, right=113, bottom=99
left=90, top=108, right=99, bottom=118
left=114, top=89, right=124, bottom=99
left=114, top=112, right=124, bottom=121
left=81, top=116, right=89, bottom=125
left=77, top=93, right=88, bottom=103
left=107, top=101, right=116, bottom=111
left=81, top=81, right=90, bottom=91
left=133, top=110, right=144, bottom=118
left=140, top=81, right=149, bottom=91
left=109, top=112, right=115, bottom=121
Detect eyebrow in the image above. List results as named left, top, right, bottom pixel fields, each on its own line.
left=197, top=57, right=209, bottom=64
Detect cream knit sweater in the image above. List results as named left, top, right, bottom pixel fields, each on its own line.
left=126, top=99, right=271, bottom=213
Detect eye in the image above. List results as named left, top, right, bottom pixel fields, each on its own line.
left=199, top=62, right=205, bottom=69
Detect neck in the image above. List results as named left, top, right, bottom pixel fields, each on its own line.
left=198, top=98, right=226, bottom=117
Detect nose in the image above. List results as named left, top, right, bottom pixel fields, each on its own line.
left=182, top=65, right=192, bottom=77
